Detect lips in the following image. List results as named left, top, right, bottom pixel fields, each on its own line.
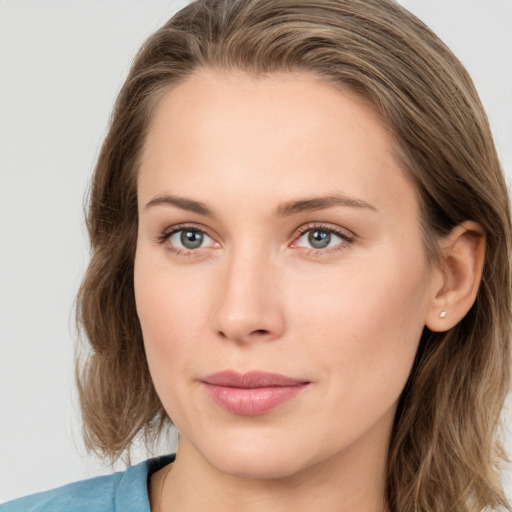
left=201, top=370, right=309, bottom=416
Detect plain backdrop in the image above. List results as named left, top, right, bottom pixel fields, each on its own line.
left=1, top=0, right=511, bottom=504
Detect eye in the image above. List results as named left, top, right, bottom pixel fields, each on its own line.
left=292, top=224, right=354, bottom=252
left=158, top=225, right=218, bottom=254
left=302, top=229, right=336, bottom=249
left=170, top=229, right=209, bottom=250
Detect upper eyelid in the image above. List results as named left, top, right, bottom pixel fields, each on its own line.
left=294, top=222, right=355, bottom=240
left=162, top=222, right=353, bottom=234
left=163, top=223, right=215, bottom=237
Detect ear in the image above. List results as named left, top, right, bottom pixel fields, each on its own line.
left=425, top=221, right=486, bottom=332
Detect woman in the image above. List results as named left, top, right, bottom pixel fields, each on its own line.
left=2, top=0, right=510, bottom=511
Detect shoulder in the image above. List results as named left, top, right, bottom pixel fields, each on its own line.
left=0, top=455, right=175, bottom=512
left=0, top=472, right=122, bottom=512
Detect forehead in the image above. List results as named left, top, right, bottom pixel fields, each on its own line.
left=143, top=68, right=389, bottom=162
left=138, top=68, right=418, bottom=220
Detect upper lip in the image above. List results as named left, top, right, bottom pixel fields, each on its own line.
left=202, top=370, right=309, bottom=388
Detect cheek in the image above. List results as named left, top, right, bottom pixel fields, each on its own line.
left=133, top=247, right=209, bottom=383
left=290, top=249, right=428, bottom=403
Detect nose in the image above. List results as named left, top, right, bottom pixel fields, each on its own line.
left=213, top=249, right=285, bottom=344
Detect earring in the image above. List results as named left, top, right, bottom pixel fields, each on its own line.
left=440, top=310, right=446, bottom=318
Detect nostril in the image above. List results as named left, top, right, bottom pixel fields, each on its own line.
left=216, top=328, right=270, bottom=340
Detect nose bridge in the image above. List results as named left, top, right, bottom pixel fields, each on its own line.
left=213, top=242, right=284, bottom=343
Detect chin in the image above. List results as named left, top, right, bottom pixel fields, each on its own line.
left=191, top=429, right=323, bottom=481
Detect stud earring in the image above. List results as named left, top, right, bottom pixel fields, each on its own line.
left=440, top=310, right=446, bottom=318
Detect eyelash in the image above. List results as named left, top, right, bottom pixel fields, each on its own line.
left=156, top=222, right=355, bottom=256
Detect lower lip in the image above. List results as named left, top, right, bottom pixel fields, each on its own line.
left=202, top=383, right=308, bottom=416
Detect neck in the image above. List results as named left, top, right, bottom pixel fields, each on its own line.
left=153, top=423, right=391, bottom=512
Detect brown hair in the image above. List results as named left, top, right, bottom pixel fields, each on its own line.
left=76, top=1, right=512, bottom=510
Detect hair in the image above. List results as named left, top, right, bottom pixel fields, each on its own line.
left=76, top=0, right=512, bottom=510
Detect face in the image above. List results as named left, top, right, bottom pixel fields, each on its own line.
left=135, top=69, right=436, bottom=480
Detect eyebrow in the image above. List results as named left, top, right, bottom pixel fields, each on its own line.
left=144, top=193, right=376, bottom=217
left=145, top=195, right=213, bottom=216
left=274, top=194, right=377, bottom=217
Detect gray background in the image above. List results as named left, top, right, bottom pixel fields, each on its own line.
left=1, top=0, right=511, bottom=503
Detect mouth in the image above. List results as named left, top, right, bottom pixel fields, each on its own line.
left=201, top=370, right=310, bottom=416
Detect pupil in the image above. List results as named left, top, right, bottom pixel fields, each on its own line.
left=181, top=230, right=203, bottom=249
left=308, top=230, right=330, bottom=249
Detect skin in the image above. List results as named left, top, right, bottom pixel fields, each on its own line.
left=134, top=69, right=485, bottom=512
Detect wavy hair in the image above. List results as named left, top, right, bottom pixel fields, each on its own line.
left=76, top=1, right=512, bottom=510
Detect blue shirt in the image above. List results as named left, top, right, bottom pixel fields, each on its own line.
left=0, top=454, right=175, bottom=512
